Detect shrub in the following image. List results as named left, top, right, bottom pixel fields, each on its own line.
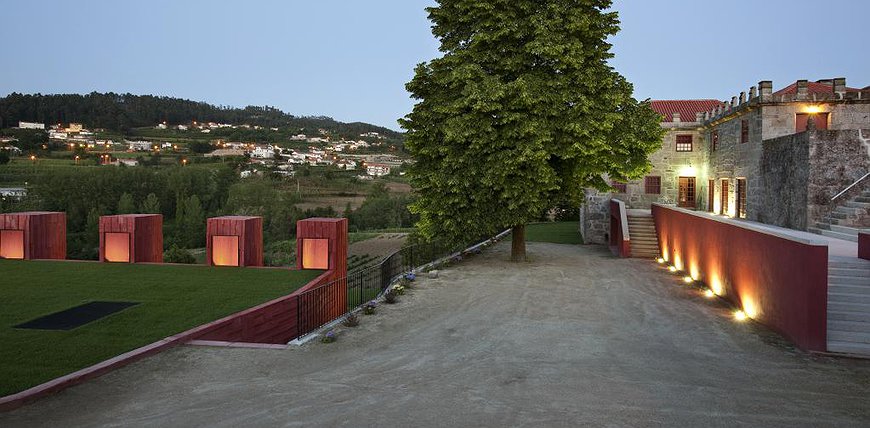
left=343, top=313, right=360, bottom=327
left=383, top=290, right=398, bottom=304
left=320, top=330, right=337, bottom=343
left=362, top=301, right=377, bottom=315
left=164, top=244, right=196, bottom=264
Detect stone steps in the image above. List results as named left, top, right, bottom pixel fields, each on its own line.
left=827, top=259, right=870, bottom=356
left=808, top=228, right=859, bottom=242
left=627, top=216, right=659, bottom=259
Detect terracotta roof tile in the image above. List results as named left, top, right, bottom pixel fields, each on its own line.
left=773, top=81, right=861, bottom=96
left=649, top=100, right=724, bottom=123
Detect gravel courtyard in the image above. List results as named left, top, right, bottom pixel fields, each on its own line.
left=3, top=242, right=870, bottom=427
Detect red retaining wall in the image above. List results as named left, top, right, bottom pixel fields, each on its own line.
left=652, top=204, right=828, bottom=351
left=609, top=199, right=630, bottom=258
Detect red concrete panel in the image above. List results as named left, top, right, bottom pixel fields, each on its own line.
left=206, top=216, right=263, bottom=267
left=652, top=205, right=828, bottom=352
left=99, top=215, right=163, bottom=263
left=0, top=212, right=66, bottom=260
left=859, top=233, right=870, bottom=261
left=609, top=200, right=631, bottom=258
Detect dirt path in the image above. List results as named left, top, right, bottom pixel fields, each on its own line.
left=3, top=242, right=870, bottom=426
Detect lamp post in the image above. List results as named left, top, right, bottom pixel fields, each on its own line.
left=75, top=155, right=80, bottom=165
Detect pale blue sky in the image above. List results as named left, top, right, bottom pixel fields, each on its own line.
left=1, top=0, right=868, bottom=130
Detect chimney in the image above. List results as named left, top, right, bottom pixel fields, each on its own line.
left=695, top=111, right=705, bottom=122
left=796, top=80, right=809, bottom=100
left=759, top=80, right=773, bottom=100
left=749, top=86, right=757, bottom=99
left=833, top=77, right=847, bottom=98
left=739, top=91, right=746, bottom=105
left=672, top=112, right=681, bottom=123
left=731, top=96, right=738, bottom=108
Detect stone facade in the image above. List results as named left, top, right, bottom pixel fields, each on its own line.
left=580, top=77, right=870, bottom=244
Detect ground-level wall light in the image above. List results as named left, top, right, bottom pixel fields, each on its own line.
left=704, top=289, right=715, bottom=299
left=657, top=258, right=665, bottom=264
left=683, top=276, right=694, bottom=284
left=668, top=266, right=678, bottom=272
left=734, top=310, right=748, bottom=321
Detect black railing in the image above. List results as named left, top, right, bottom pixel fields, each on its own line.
left=294, top=238, right=467, bottom=340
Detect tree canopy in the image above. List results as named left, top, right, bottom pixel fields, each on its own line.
left=400, top=0, right=663, bottom=260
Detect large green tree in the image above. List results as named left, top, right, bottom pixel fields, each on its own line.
left=401, top=0, right=663, bottom=261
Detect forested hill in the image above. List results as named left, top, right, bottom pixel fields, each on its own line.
left=0, top=92, right=401, bottom=137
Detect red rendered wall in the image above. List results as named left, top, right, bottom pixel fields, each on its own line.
left=206, top=216, right=263, bottom=267
left=859, top=233, right=870, bottom=261
left=652, top=204, right=828, bottom=351
left=295, top=218, right=349, bottom=327
left=0, top=212, right=66, bottom=260
left=99, top=214, right=163, bottom=263
left=193, top=218, right=348, bottom=344
left=609, top=200, right=630, bottom=258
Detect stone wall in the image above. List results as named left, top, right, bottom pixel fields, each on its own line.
left=579, top=188, right=609, bottom=244
left=758, top=129, right=870, bottom=230
left=758, top=133, right=811, bottom=229
left=806, top=129, right=870, bottom=226
left=614, top=126, right=708, bottom=210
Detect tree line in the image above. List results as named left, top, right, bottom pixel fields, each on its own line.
left=0, top=166, right=416, bottom=261
left=0, top=92, right=402, bottom=139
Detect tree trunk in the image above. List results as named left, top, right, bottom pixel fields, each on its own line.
left=511, top=224, right=526, bottom=262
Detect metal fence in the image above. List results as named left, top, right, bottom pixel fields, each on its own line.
left=294, top=239, right=464, bottom=339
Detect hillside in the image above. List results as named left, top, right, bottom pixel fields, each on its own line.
left=0, top=92, right=402, bottom=139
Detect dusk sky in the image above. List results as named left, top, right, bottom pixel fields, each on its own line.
left=1, top=0, right=868, bottom=130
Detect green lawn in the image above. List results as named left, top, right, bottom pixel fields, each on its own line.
left=523, top=221, right=583, bottom=245
left=0, top=260, right=322, bottom=396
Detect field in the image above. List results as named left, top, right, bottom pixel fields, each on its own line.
left=0, top=260, right=322, bottom=396
left=523, top=222, right=583, bottom=245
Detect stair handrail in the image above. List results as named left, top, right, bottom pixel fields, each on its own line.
left=831, top=172, right=870, bottom=203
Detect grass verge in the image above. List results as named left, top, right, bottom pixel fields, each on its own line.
left=0, top=260, right=321, bottom=396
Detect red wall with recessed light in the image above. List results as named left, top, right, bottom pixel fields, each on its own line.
left=99, top=214, right=163, bottom=263
left=0, top=212, right=66, bottom=260
left=206, top=216, right=263, bottom=267
left=652, top=204, right=828, bottom=352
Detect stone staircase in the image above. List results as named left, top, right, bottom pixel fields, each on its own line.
left=827, top=257, right=870, bottom=356
left=627, top=215, right=660, bottom=259
left=809, top=190, right=870, bottom=242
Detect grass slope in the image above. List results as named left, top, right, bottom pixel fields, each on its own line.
left=524, top=222, right=583, bottom=245
left=0, top=260, right=321, bottom=396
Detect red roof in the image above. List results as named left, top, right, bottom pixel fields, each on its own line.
left=650, top=100, right=724, bottom=122
left=773, top=81, right=861, bottom=96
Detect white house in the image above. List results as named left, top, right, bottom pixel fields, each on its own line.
left=127, top=140, right=154, bottom=151
left=336, top=159, right=357, bottom=170
left=366, top=163, right=391, bottom=177
left=18, top=121, right=45, bottom=130
left=0, top=187, right=27, bottom=200
left=250, top=145, right=276, bottom=159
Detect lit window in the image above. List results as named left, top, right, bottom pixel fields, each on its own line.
left=676, top=135, right=693, bottom=152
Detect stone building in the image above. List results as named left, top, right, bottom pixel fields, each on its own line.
left=581, top=77, right=870, bottom=245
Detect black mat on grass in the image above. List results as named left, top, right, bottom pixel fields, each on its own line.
left=14, top=301, right=139, bottom=331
